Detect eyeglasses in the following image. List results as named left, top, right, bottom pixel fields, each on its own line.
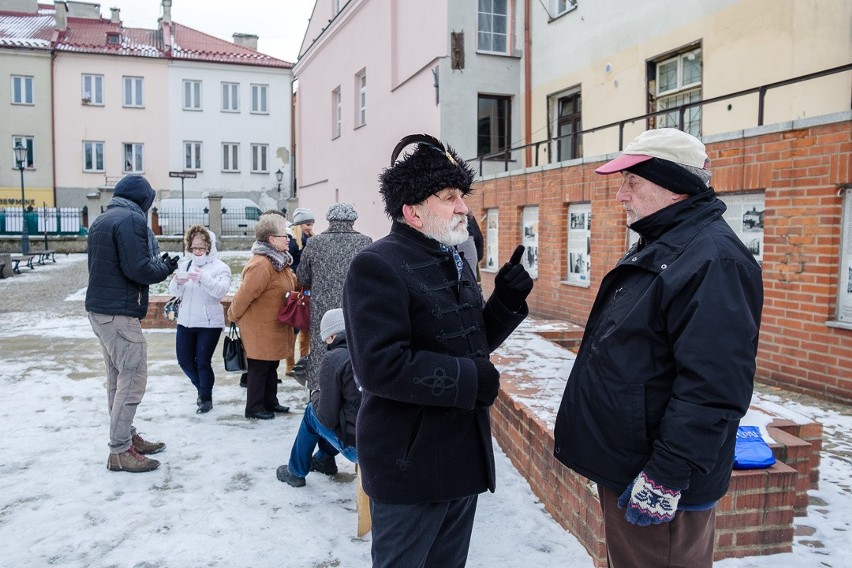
left=189, top=246, right=207, bottom=252
left=271, top=234, right=290, bottom=239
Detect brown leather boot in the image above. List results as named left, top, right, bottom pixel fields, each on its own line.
left=132, top=433, right=165, bottom=455
left=107, top=446, right=160, bottom=472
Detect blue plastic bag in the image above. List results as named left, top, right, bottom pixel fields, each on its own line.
left=733, top=425, right=776, bottom=469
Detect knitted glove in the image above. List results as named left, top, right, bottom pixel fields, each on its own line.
left=617, top=471, right=681, bottom=526
left=493, top=245, right=533, bottom=311
left=473, top=357, right=500, bottom=407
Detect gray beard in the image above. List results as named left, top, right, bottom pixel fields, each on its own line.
left=421, top=214, right=469, bottom=247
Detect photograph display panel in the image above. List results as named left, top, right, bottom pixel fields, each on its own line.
left=521, top=206, right=539, bottom=279
left=566, top=202, right=591, bottom=286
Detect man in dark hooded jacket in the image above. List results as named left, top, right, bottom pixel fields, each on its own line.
left=86, top=175, right=178, bottom=473
left=553, top=129, right=763, bottom=567
left=343, top=134, right=533, bottom=567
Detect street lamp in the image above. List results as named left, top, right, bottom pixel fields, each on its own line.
left=13, top=143, right=29, bottom=254
left=275, top=168, right=284, bottom=194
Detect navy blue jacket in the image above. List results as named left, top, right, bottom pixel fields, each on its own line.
left=85, top=176, right=173, bottom=319
left=343, top=222, right=527, bottom=504
left=314, top=334, right=360, bottom=447
left=553, top=191, right=763, bottom=505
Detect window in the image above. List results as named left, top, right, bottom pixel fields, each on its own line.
left=184, top=141, right=202, bottom=171
left=550, top=0, right=576, bottom=17
left=652, top=48, right=702, bottom=136
left=123, top=76, right=143, bottom=107
left=251, top=144, right=268, bottom=172
left=484, top=208, right=499, bottom=271
left=477, top=0, right=509, bottom=54
left=81, top=74, right=104, bottom=105
left=11, top=75, right=33, bottom=105
left=83, top=141, right=105, bottom=172
left=566, top=202, right=591, bottom=286
left=477, top=95, right=511, bottom=157
left=355, top=71, right=366, bottom=127
left=837, top=191, right=852, bottom=323
left=332, top=87, right=342, bottom=138
left=553, top=91, right=582, bottom=161
left=521, top=206, right=539, bottom=279
left=123, top=143, right=143, bottom=173
left=12, top=136, right=34, bottom=168
left=251, top=84, right=268, bottom=114
left=333, top=0, right=341, bottom=14
left=222, top=143, right=239, bottom=172
left=183, top=80, right=201, bottom=110
left=222, top=82, right=239, bottom=112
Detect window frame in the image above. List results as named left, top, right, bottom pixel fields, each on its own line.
left=651, top=47, right=702, bottom=136
left=83, top=140, right=105, bottom=172
left=122, top=76, right=144, bottom=108
left=222, top=142, right=240, bottom=172
left=184, top=141, right=202, bottom=171
left=251, top=143, right=269, bottom=173
left=477, top=0, right=510, bottom=55
left=183, top=80, right=202, bottom=111
left=551, top=89, right=582, bottom=162
left=332, top=87, right=342, bottom=139
left=11, top=75, right=34, bottom=105
left=81, top=74, right=104, bottom=105
left=123, top=142, right=144, bottom=173
left=355, top=71, right=367, bottom=128
left=550, top=0, right=576, bottom=17
left=12, top=135, right=34, bottom=169
left=477, top=94, right=512, bottom=158
left=251, top=84, right=269, bottom=114
left=222, top=82, right=240, bottom=113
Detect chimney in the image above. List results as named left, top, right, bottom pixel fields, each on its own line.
left=161, top=0, right=171, bottom=24
left=233, top=33, right=258, bottom=51
left=110, top=7, right=120, bottom=23
left=55, top=1, right=67, bottom=31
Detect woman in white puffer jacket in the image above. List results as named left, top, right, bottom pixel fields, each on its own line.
left=167, top=225, right=232, bottom=414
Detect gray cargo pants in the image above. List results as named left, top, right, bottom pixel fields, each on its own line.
left=88, top=312, right=148, bottom=454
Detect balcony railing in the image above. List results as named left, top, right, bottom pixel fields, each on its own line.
left=472, top=63, right=852, bottom=176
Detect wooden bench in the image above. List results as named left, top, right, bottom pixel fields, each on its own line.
left=10, top=254, right=36, bottom=274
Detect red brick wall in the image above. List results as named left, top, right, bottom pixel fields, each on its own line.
left=470, top=121, right=852, bottom=404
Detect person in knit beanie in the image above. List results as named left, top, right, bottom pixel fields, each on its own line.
left=276, top=308, right=360, bottom=488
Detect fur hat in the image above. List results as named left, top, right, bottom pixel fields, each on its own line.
left=326, top=202, right=358, bottom=222
left=320, top=308, right=346, bottom=341
left=379, top=134, right=475, bottom=219
left=291, top=208, right=315, bottom=226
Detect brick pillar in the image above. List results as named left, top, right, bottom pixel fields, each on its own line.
left=208, top=194, right=223, bottom=240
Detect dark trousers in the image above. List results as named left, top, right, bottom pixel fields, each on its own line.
left=598, top=485, right=715, bottom=568
left=370, top=495, right=478, bottom=568
left=245, top=358, right=281, bottom=414
left=175, top=325, right=222, bottom=400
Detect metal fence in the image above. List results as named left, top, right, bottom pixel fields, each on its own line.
left=153, top=207, right=258, bottom=237
left=0, top=207, right=85, bottom=235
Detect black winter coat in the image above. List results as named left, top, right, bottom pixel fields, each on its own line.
left=553, top=191, right=763, bottom=505
left=314, top=334, right=360, bottom=447
left=85, top=181, right=173, bottom=319
left=343, top=222, right=526, bottom=504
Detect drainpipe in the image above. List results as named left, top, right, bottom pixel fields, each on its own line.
left=524, top=0, right=532, bottom=166
left=50, top=51, right=57, bottom=206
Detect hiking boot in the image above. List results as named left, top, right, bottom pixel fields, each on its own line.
left=107, top=446, right=160, bottom=473
left=132, top=433, right=165, bottom=455
left=276, top=465, right=306, bottom=487
left=310, top=454, right=338, bottom=476
left=196, top=400, right=213, bottom=414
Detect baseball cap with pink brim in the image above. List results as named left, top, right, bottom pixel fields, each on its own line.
left=595, top=128, right=709, bottom=175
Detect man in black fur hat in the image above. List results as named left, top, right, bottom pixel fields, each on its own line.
left=342, top=135, right=533, bottom=567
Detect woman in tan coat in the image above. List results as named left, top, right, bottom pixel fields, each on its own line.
left=228, top=213, right=297, bottom=420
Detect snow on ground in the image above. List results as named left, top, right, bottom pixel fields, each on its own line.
left=0, top=254, right=849, bottom=567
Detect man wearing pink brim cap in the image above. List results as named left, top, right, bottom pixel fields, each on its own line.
left=554, top=128, right=764, bottom=567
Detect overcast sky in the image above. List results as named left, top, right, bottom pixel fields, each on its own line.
left=101, top=0, right=316, bottom=63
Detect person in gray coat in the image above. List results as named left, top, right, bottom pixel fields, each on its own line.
left=295, top=202, right=371, bottom=473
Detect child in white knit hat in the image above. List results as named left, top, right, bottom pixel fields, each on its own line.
left=276, top=308, right=360, bottom=487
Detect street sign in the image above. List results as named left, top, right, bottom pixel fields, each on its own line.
left=169, top=171, right=197, bottom=179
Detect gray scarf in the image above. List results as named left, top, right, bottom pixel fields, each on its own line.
left=251, top=241, right=292, bottom=271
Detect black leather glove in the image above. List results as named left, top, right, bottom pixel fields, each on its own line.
left=473, top=357, right=500, bottom=407
left=494, top=245, right=533, bottom=311
left=161, top=252, right=179, bottom=274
